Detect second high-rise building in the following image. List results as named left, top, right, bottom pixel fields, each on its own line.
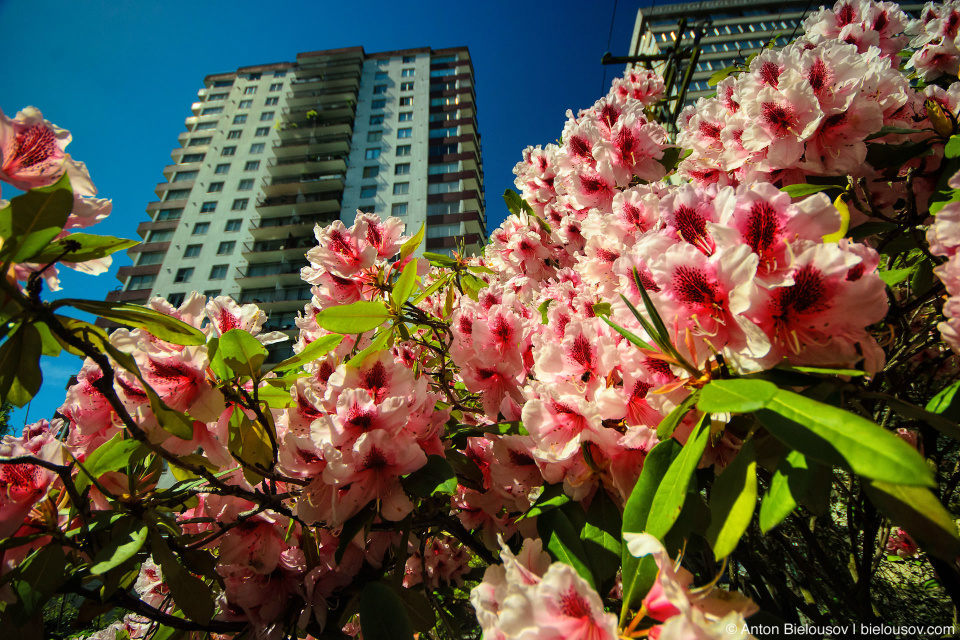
left=109, top=46, right=486, bottom=357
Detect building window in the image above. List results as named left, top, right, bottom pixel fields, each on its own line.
left=399, top=97, right=413, bottom=106
left=358, top=204, right=376, bottom=213
left=184, top=244, right=202, bottom=258
left=208, top=182, right=224, bottom=193
left=362, top=166, right=379, bottom=178
left=430, top=126, right=458, bottom=138
left=239, top=100, right=253, bottom=109
left=127, top=275, right=156, bottom=290
left=225, top=219, right=242, bottom=232
left=260, top=111, right=274, bottom=121
left=375, top=71, right=388, bottom=80
left=221, top=146, right=236, bottom=156
left=430, top=68, right=455, bottom=77
left=399, top=112, right=413, bottom=122
left=204, top=289, right=221, bottom=297
left=403, top=55, right=416, bottom=63
left=395, top=163, right=410, bottom=175
left=193, top=222, right=210, bottom=235
left=401, top=68, right=415, bottom=77
left=147, top=229, right=174, bottom=243
left=400, top=82, right=414, bottom=91
left=430, top=112, right=456, bottom=122
left=245, top=161, right=260, bottom=171
left=215, top=164, right=230, bottom=174
left=371, top=99, right=386, bottom=109
left=213, top=79, right=234, bottom=88
left=428, top=162, right=459, bottom=174
left=167, top=292, right=186, bottom=307
left=200, top=201, right=217, bottom=213
left=173, top=171, right=197, bottom=182
left=365, top=148, right=381, bottom=159
left=208, top=93, right=227, bottom=101
left=194, top=122, right=216, bottom=131
left=165, top=189, right=190, bottom=201
left=210, top=265, right=229, bottom=280
left=244, top=86, right=257, bottom=95
left=255, top=127, right=270, bottom=136
left=269, top=83, right=283, bottom=91
left=201, top=107, right=223, bottom=115
left=238, top=179, right=254, bottom=191
left=265, top=97, right=279, bottom=106
left=174, top=268, right=194, bottom=283
left=232, top=198, right=249, bottom=210
left=373, top=85, right=387, bottom=95
left=377, top=58, right=390, bottom=66
left=396, top=145, right=411, bottom=156
left=181, top=153, right=205, bottom=163
left=248, top=73, right=262, bottom=80
left=217, top=241, right=236, bottom=255
left=398, top=128, right=412, bottom=139
left=367, top=130, right=382, bottom=142
left=393, top=182, right=410, bottom=195
left=392, top=202, right=408, bottom=216
left=155, top=208, right=183, bottom=221
left=360, top=185, right=378, bottom=198
left=188, top=137, right=211, bottom=147
left=274, top=70, right=286, bottom=78
left=136, top=251, right=165, bottom=266
left=233, top=115, right=247, bottom=125
left=370, top=115, right=384, bottom=125
left=250, top=143, right=265, bottom=154
left=227, top=130, right=242, bottom=139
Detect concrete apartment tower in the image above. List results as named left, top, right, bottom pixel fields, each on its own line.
left=108, top=46, right=486, bottom=360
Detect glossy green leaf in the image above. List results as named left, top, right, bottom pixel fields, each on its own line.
left=411, top=273, right=449, bottom=305
left=402, top=455, right=457, bottom=497
left=359, top=582, right=414, bottom=640
left=270, top=334, right=342, bottom=373
left=392, top=259, right=419, bottom=307
left=503, top=189, right=532, bottom=217
left=11, top=544, right=66, bottom=621
left=387, top=581, right=436, bottom=634
left=657, top=392, right=699, bottom=439
left=865, top=125, right=930, bottom=141
left=227, top=407, right=272, bottom=474
left=316, top=300, right=391, bottom=334
left=89, top=518, right=148, bottom=575
left=698, top=379, right=778, bottom=414
left=776, top=365, right=866, bottom=377
left=335, top=502, right=377, bottom=564
left=646, top=414, right=711, bottom=540
left=927, top=380, right=960, bottom=424
left=621, top=439, right=681, bottom=614
left=346, top=328, right=393, bottom=368
left=867, top=392, right=960, bottom=441
left=706, top=439, right=756, bottom=559
left=538, top=299, right=554, bottom=325
left=0, top=174, right=73, bottom=262
left=422, top=252, right=457, bottom=267
left=759, top=450, right=810, bottom=533
left=151, top=533, right=214, bottom=624
left=32, top=322, right=61, bottom=357
left=601, top=316, right=656, bottom=350
left=27, top=233, right=139, bottom=265
left=865, top=139, right=935, bottom=170
left=863, top=480, right=960, bottom=561
left=538, top=505, right=596, bottom=588
left=756, top=389, right=934, bottom=487
left=520, top=483, right=570, bottom=521
left=582, top=490, right=622, bottom=585
left=0, top=323, right=43, bottom=407
left=946, top=134, right=960, bottom=158
left=708, top=65, right=738, bottom=86
left=779, top=183, right=841, bottom=198
left=399, top=223, right=425, bottom=261
left=67, top=300, right=205, bottom=346
left=879, top=267, right=912, bottom=286
left=461, top=273, right=487, bottom=300
left=76, top=432, right=147, bottom=493
left=218, top=328, right=268, bottom=378
left=591, top=302, right=611, bottom=317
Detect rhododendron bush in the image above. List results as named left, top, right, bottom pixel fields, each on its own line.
left=6, top=1, right=960, bottom=638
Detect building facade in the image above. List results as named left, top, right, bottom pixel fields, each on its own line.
left=627, top=0, right=922, bottom=109
left=108, top=46, right=485, bottom=351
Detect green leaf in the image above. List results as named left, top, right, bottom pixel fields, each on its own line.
left=270, top=334, right=342, bottom=373
left=401, top=455, right=457, bottom=497
left=865, top=139, right=935, bottom=170
left=582, top=490, right=622, bottom=585
left=879, top=267, right=912, bottom=286
left=0, top=174, right=73, bottom=263
left=927, top=380, right=960, bottom=424
left=657, top=146, right=684, bottom=172
left=657, top=392, right=699, bottom=439
left=27, top=233, right=139, bottom=265
left=705, top=439, right=757, bottom=559
left=0, top=323, right=43, bottom=407
left=11, top=544, right=66, bottom=621
left=698, top=379, right=778, bottom=414
left=335, top=502, right=377, bottom=564
left=422, top=251, right=458, bottom=267
left=316, top=300, right=391, bottom=334
left=538, top=505, right=596, bottom=588
left=621, top=439, right=681, bottom=614
left=502, top=189, right=532, bottom=217
left=346, top=328, right=393, bottom=368
left=707, top=65, right=738, bottom=86
left=759, top=450, right=810, bottom=533
left=775, top=365, right=866, bottom=377
left=387, top=582, right=436, bottom=634
left=392, top=259, right=419, bottom=307
left=32, top=321, right=61, bottom=357
left=865, top=125, right=928, bottom=141
left=868, top=392, right=960, bottom=441
left=461, top=273, right=487, bottom=301
left=227, top=407, right=273, bottom=474
left=756, top=389, right=934, bottom=487
left=947, top=135, right=960, bottom=158
left=76, top=432, right=148, bottom=493
left=538, top=299, right=554, bottom=325
left=399, top=223, right=425, bottom=261
left=646, top=414, right=711, bottom=540
left=218, top=328, right=268, bottom=378
left=67, top=300, right=205, bottom=346
left=591, top=302, right=611, bottom=317
left=601, top=316, right=656, bottom=350
left=89, top=519, right=148, bottom=575
left=411, top=273, right=449, bottom=305
left=779, top=183, right=842, bottom=198
left=520, top=483, right=570, bottom=521
left=863, top=480, right=960, bottom=561
left=150, top=533, right=214, bottom=624
left=359, top=582, right=414, bottom=640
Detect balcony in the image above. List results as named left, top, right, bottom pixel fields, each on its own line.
left=106, top=288, right=152, bottom=303
left=116, top=264, right=162, bottom=280
left=137, top=220, right=179, bottom=237
left=266, top=153, right=347, bottom=177
left=289, top=70, right=361, bottom=93
left=256, top=192, right=341, bottom=217
left=163, top=161, right=200, bottom=178
left=276, top=119, right=353, bottom=140
left=154, top=180, right=195, bottom=199
left=261, top=172, right=345, bottom=197
left=238, top=285, right=313, bottom=312
left=242, top=236, right=316, bottom=262
left=249, top=211, right=340, bottom=241
left=272, top=133, right=351, bottom=158
left=286, top=87, right=358, bottom=108
left=235, top=260, right=309, bottom=284
left=280, top=102, right=356, bottom=124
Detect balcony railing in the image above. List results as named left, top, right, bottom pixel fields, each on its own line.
left=238, top=286, right=312, bottom=304
left=236, top=260, right=309, bottom=279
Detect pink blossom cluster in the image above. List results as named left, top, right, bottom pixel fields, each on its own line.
left=908, top=1, right=960, bottom=79
left=0, top=107, right=114, bottom=290
left=403, top=535, right=471, bottom=589
left=927, top=198, right=960, bottom=351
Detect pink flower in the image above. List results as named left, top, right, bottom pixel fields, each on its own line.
left=0, top=430, right=64, bottom=539
left=0, top=107, right=71, bottom=192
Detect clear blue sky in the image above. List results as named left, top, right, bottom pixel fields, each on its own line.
left=0, top=0, right=648, bottom=429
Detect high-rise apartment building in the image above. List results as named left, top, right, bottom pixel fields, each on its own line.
left=627, top=0, right=922, bottom=109
left=108, top=46, right=485, bottom=356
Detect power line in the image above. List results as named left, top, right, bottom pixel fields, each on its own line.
left=601, top=0, right=620, bottom=95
